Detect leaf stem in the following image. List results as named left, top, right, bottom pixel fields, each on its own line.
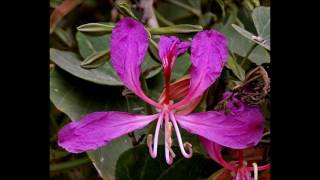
left=50, top=156, right=91, bottom=172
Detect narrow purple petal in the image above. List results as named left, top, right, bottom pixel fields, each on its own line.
left=158, top=36, right=190, bottom=72
left=58, top=111, right=158, bottom=153
left=175, top=104, right=264, bottom=149
left=188, top=30, right=228, bottom=100
left=111, top=18, right=161, bottom=108
left=158, top=36, right=190, bottom=60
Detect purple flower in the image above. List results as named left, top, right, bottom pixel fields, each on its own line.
left=201, top=139, right=270, bottom=180
left=58, top=17, right=263, bottom=164
left=200, top=92, right=269, bottom=179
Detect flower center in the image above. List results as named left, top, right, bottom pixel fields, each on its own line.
left=147, top=104, right=193, bottom=164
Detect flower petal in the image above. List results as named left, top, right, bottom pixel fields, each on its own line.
left=158, top=36, right=190, bottom=62
left=158, top=36, right=190, bottom=82
left=58, top=111, right=158, bottom=153
left=200, top=137, right=236, bottom=171
left=188, top=30, right=228, bottom=100
left=159, top=75, right=202, bottom=115
left=175, top=105, right=264, bottom=149
left=111, top=17, right=161, bottom=108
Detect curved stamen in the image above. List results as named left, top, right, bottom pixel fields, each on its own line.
left=252, top=162, right=258, bottom=180
left=169, top=112, right=193, bottom=158
left=164, top=116, right=174, bottom=164
left=147, top=112, right=164, bottom=158
left=248, top=163, right=270, bottom=171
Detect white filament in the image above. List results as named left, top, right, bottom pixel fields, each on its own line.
left=164, top=115, right=173, bottom=164
left=147, top=112, right=164, bottom=158
left=252, top=162, right=258, bottom=180
left=169, top=112, right=192, bottom=158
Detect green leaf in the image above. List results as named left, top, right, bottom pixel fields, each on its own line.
left=148, top=72, right=165, bottom=100
left=76, top=32, right=162, bottom=79
left=252, top=6, right=270, bottom=40
left=115, top=0, right=137, bottom=19
left=142, top=54, right=162, bottom=79
left=148, top=39, right=161, bottom=62
left=77, top=23, right=115, bottom=35
left=150, top=24, right=203, bottom=35
left=50, top=156, right=92, bottom=173
left=115, top=144, right=219, bottom=180
left=207, top=168, right=228, bottom=180
left=50, top=68, right=145, bottom=179
left=217, top=12, right=270, bottom=65
left=154, top=9, right=175, bottom=26
left=248, top=45, right=270, bottom=64
left=171, top=53, right=191, bottom=80
left=165, top=0, right=201, bottom=17
left=218, top=12, right=253, bottom=57
left=158, top=154, right=221, bottom=180
left=229, top=6, right=270, bottom=50
left=216, top=0, right=226, bottom=19
left=76, top=32, right=110, bottom=59
left=50, top=48, right=123, bottom=86
left=115, top=145, right=183, bottom=180
left=50, top=149, right=69, bottom=161
left=53, top=27, right=75, bottom=48
left=231, top=24, right=270, bottom=50
left=156, top=0, right=200, bottom=24
left=50, top=68, right=126, bottom=120
left=200, top=12, right=217, bottom=27
left=80, top=49, right=110, bottom=69
left=226, top=55, right=246, bottom=81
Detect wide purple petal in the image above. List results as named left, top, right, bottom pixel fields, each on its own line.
left=188, top=30, right=228, bottom=100
left=58, top=111, right=158, bottom=153
left=175, top=104, right=264, bottom=149
left=158, top=36, right=190, bottom=61
left=111, top=18, right=160, bottom=107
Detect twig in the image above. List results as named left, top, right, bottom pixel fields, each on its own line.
left=139, top=0, right=159, bottom=28
left=50, top=157, right=91, bottom=172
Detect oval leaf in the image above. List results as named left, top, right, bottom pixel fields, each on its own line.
left=50, top=48, right=122, bottom=86
left=76, top=30, right=161, bottom=79
left=232, top=24, right=270, bottom=50
left=248, top=45, right=270, bottom=65
left=77, top=23, right=115, bottom=35
left=80, top=49, right=110, bottom=69
left=158, top=154, right=221, bottom=180
left=50, top=69, right=144, bottom=178
left=150, top=24, right=203, bottom=35
left=76, top=32, right=110, bottom=59
left=225, top=55, right=246, bottom=81
left=115, top=145, right=183, bottom=180
left=252, top=6, right=270, bottom=40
